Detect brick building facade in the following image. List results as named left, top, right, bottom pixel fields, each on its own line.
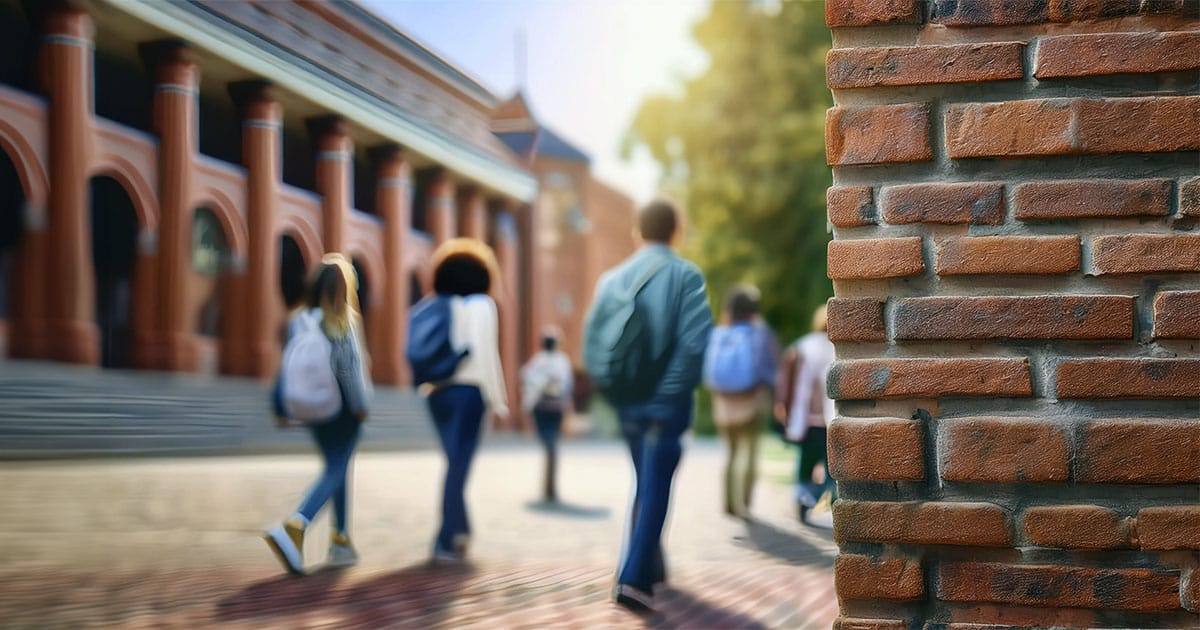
left=823, top=1, right=1199, bottom=627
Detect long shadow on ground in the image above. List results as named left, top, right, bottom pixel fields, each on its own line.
left=740, top=517, right=836, bottom=568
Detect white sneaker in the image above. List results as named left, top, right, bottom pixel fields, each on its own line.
left=264, top=523, right=304, bottom=575
left=327, top=534, right=358, bottom=568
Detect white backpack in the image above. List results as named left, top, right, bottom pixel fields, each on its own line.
left=280, top=309, right=342, bottom=423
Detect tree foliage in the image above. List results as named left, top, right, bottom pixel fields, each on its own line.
left=624, top=0, right=833, bottom=345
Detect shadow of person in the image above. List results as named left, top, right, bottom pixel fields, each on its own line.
left=641, top=587, right=768, bottom=629
left=523, top=499, right=612, bottom=520
left=215, top=561, right=477, bottom=627
left=741, top=517, right=835, bottom=568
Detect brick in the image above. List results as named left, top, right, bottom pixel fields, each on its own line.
left=1014, top=179, right=1171, bottom=220
left=1092, top=234, right=1200, bottom=274
left=834, top=618, right=908, bottom=630
left=1036, top=31, right=1200, bottom=78
left=1153, top=291, right=1200, bottom=339
left=1024, top=505, right=1131, bottom=549
left=936, top=236, right=1081, bottom=276
left=1184, top=566, right=1200, bottom=613
left=881, top=182, right=1005, bottom=225
left=946, top=96, right=1200, bottom=159
left=829, top=417, right=925, bottom=481
left=835, top=554, right=924, bottom=600
left=826, top=0, right=922, bottom=27
left=834, top=500, right=1011, bottom=546
left=1048, top=0, right=1143, bottom=20
left=1137, top=506, right=1200, bottom=550
left=827, top=186, right=875, bottom=228
left=1181, top=177, right=1200, bottom=218
left=827, top=237, right=924, bottom=280
left=893, top=295, right=1133, bottom=340
left=932, top=0, right=1049, bottom=25
left=826, top=104, right=932, bottom=166
left=1059, top=359, right=1200, bottom=399
left=827, top=297, right=886, bottom=342
left=1141, top=0, right=1199, bottom=15
left=1077, top=418, right=1200, bottom=483
left=937, top=562, right=1181, bottom=611
left=830, top=358, right=1032, bottom=399
left=827, top=42, right=1024, bottom=89
left=941, top=418, right=1070, bottom=483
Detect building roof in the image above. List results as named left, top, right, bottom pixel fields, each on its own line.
left=492, top=93, right=591, bottom=165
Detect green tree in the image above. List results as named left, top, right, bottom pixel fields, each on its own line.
left=624, top=0, right=833, bottom=347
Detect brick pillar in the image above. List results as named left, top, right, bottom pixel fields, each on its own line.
left=9, top=198, right=49, bottom=360
left=41, top=6, right=98, bottom=364
left=372, top=145, right=411, bottom=387
left=310, top=117, right=351, bottom=255
left=230, top=81, right=281, bottom=379
left=824, top=2, right=1200, bottom=627
left=145, top=41, right=199, bottom=371
left=492, top=209, right=523, bottom=430
left=457, top=186, right=487, bottom=241
left=427, top=170, right=456, bottom=245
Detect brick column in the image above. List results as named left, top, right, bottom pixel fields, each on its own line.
left=372, top=145, right=411, bottom=386
left=426, top=170, right=456, bottom=245
left=492, top=209, right=522, bottom=430
left=457, top=186, right=487, bottom=241
left=824, top=1, right=1200, bottom=627
left=310, top=117, right=351, bottom=255
left=9, top=201, right=50, bottom=360
left=230, top=81, right=281, bottom=378
left=41, top=6, right=97, bottom=364
left=145, top=41, right=199, bottom=371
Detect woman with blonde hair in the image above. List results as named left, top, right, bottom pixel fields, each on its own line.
left=419, top=238, right=508, bottom=561
left=265, top=253, right=372, bottom=574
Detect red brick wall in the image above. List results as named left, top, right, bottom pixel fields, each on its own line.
left=824, top=1, right=1199, bottom=627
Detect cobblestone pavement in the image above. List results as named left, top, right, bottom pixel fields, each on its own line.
left=0, top=439, right=838, bottom=628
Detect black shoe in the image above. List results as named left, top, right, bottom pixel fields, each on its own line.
left=798, top=503, right=811, bottom=523
left=614, top=584, right=654, bottom=614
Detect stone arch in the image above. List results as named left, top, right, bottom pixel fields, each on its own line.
left=276, top=215, right=322, bottom=270
left=90, top=156, right=158, bottom=233
left=0, top=118, right=46, bottom=207
left=193, top=189, right=248, bottom=259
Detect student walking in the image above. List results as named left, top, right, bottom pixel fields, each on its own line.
left=583, top=199, right=713, bottom=613
left=520, top=328, right=574, bottom=503
left=775, top=304, right=836, bottom=524
left=407, top=238, right=508, bottom=562
left=265, top=254, right=372, bottom=575
left=703, top=285, right=778, bottom=519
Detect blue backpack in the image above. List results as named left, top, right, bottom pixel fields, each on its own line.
left=406, top=295, right=469, bottom=386
left=703, top=324, right=760, bottom=394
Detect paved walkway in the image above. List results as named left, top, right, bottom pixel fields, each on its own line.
left=0, top=439, right=838, bottom=628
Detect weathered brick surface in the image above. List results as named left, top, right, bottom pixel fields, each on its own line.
left=1092, top=234, right=1200, bottom=274
left=893, top=295, right=1133, bottom=340
left=1136, top=506, right=1200, bottom=550
left=1184, top=567, right=1200, bottom=613
left=946, top=96, right=1200, bottom=159
left=881, top=182, right=1005, bottom=225
left=1024, top=505, right=1131, bottom=549
left=827, top=237, right=925, bottom=280
left=835, top=500, right=1011, bottom=546
left=1014, top=179, right=1172, bottom=220
left=833, top=618, right=909, bottom=630
left=827, top=43, right=1024, bottom=89
left=941, top=417, right=1070, bottom=483
left=931, top=0, right=1049, bottom=25
left=1153, top=291, right=1200, bottom=339
left=826, top=104, right=932, bottom=166
left=829, top=358, right=1032, bottom=399
left=937, top=562, right=1182, bottom=611
left=935, top=235, right=1080, bottom=275
left=828, top=417, right=925, bottom=481
left=1036, top=31, right=1200, bottom=78
left=827, top=186, right=875, bottom=228
left=826, top=297, right=886, bottom=342
left=835, top=554, right=924, bottom=601
left=1077, top=418, right=1200, bottom=484
left=825, top=0, right=922, bottom=27
left=1059, top=359, right=1200, bottom=399
left=1182, top=177, right=1200, bottom=218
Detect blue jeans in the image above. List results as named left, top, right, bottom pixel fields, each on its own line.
left=297, top=411, right=361, bottom=534
left=617, top=394, right=693, bottom=592
left=427, top=385, right=485, bottom=552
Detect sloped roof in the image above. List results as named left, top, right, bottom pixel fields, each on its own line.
left=492, top=93, right=591, bottom=165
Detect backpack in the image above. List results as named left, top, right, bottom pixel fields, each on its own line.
left=280, top=309, right=343, bottom=423
left=583, top=257, right=671, bottom=405
left=703, top=324, right=760, bottom=394
left=406, top=295, right=469, bottom=386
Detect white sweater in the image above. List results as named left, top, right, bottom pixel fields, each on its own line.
left=449, top=294, right=509, bottom=418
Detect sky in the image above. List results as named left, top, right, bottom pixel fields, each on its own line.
left=358, top=0, right=712, bottom=203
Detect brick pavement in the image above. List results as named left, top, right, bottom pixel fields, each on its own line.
left=0, top=440, right=837, bottom=628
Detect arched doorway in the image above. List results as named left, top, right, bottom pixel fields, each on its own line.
left=90, top=176, right=139, bottom=368
left=351, top=257, right=371, bottom=344
left=279, top=234, right=308, bottom=311
left=0, top=149, right=24, bottom=356
left=191, top=206, right=231, bottom=374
